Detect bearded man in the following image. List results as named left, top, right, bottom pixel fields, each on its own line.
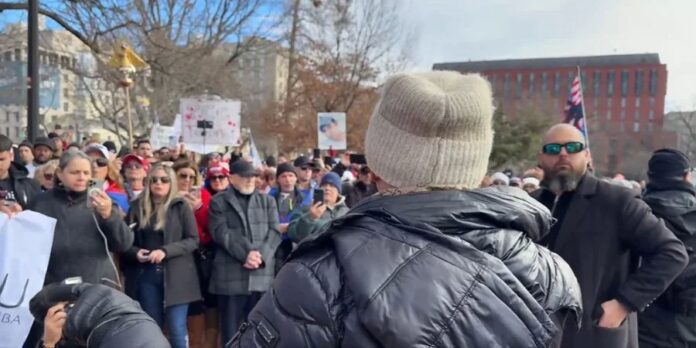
left=532, top=123, right=688, bottom=348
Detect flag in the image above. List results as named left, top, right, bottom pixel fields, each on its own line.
left=564, top=74, right=588, bottom=139
left=249, top=133, right=263, bottom=169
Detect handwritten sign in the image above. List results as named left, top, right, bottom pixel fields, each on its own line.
left=0, top=211, right=56, bottom=348
left=180, top=98, right=241, bottom=148
left=150, top=124, right=178, bottom=150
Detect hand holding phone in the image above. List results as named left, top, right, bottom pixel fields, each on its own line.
left=313, top=188, right=325, bottom=204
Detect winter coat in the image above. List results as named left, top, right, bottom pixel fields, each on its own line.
left=208, top=188, right=281, bottom=295
left=268, top=187, right=307, bottom=224
left=6, top=161, right=40, bottom=208
left=193, top=187, right=214, bottom=246
left=28, top=186, right=133, bottom=286
left=639, top=180, right=696, bottom=347
left=533, top=174, right=688, bottom=348
left=229, top=188, right=583, bottom=348
left=123, top=197, right=202, bottom=307
left=286, top=195, right=350, bottom=243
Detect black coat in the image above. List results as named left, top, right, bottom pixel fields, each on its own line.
left=123, top=198, right=202, bottom=307
left=533, top=174, right=688, bottom=348
left=8, top=161, right=40, bottom=208
left=28, top=187, right=133, bottom=286
left=230, top=188, right=582, bottom=348
left=639, top=180, right=696, bottom=347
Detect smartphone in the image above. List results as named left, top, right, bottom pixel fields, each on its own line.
left=313, top=188, right=325, bottom=204
left=88, top=179, right=105, bottom=197
left=349, top=154, right=367, bottom=165
left=313, top=148, right=321, bottom=159
left=323, top=156, right=333, bottom=166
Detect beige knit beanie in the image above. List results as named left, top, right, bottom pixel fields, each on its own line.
left=365, top=71, right=494, bottom=190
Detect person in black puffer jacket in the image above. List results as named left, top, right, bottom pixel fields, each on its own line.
left=30, top=282, right=170, bottom=348
left=639, top=149, right=696, bottom=347
left=229, top=72, right=582, bottom=348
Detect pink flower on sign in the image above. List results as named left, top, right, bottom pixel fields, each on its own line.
left=184, top=114, right=192, bottom=120
left=228, top=121, right=236, bottom=127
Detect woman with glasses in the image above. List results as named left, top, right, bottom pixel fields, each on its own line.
left=172, top=159, right=219, bottom=348
left=85, top=144, right=129, bottom=214
left=35, top=159, right=58, bottom=191
left=122, top=163, right=201, bottom=348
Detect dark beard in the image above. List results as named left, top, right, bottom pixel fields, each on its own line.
left=543, top=172, right=580, bottom=192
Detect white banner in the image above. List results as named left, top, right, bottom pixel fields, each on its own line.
left=318, top=112, right=347, bottom=150
left=180, top=98, right=242, bottom=148
left=150, top=124, right=178, bottom=150
left=0, top=211, right=56, bottom=348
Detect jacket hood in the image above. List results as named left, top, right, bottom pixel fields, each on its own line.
left=353, top=187, right=554, bottom=241
left=643, top=185, right=696, bottom=237
left=9, top=161, right=30, bottom=179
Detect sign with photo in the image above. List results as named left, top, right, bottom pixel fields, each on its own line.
left=317, top=112, right=347, bottom=150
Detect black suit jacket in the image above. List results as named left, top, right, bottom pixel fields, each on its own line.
left=534, top=174, right=688, bottom=348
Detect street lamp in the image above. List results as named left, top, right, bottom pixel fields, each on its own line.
left=108, top=43, right=147, bottom=149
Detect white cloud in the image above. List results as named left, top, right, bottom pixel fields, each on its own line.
left=401, top=0, right=696, bottom=110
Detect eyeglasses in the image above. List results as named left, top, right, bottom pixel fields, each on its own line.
left=150, top=176, right=171, bottom=184
left=300, top=167, right=312, bottom=171
left=95, top=157, right=109, bottom=167
left=178, top=173, right=196, bottom=181
left=44, top=173, right=54, bottom=181
left=542, top=142, right=585, bottom=155
left=209, top=175, right=227, bottom=182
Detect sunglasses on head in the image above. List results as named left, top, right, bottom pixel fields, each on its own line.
left=125, top=163, right=143, bottom=170
left=209, top=175, right=227, bottom=182
left=95, top=157, right=109, bottom=167
left=542, top=142, right=585, bottom=155
left=150, top=176, right=171, bottom=184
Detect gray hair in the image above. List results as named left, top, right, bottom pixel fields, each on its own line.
left=59, top=150, right=93, bottom=170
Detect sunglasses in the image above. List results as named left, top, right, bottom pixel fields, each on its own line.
left=124, top=163, right=143, bottom=170
left=542, top=142, right=585, bottom=155
left=300, top=166, right=312, bottom=171
left=209, top=175, right=227, bottom=182
left=178, top=173, right=196, bottom=181
left=150, top=176, right=172, bottom=184
left=95, top=157, right=109, bottom=167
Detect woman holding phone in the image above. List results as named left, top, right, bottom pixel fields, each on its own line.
left=122, top=163, right=201, bottom=348
left=288, top=172, right=349, bottom=243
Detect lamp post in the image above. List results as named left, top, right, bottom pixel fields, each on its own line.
left=108, top=43, right=147, bottom=149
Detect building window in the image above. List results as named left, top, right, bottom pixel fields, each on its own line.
left=593, top=71, right=601, bottom=97
left=620, top=123, right=625, bottom=132
left=648, top=110, right=654, bottom=120
left=4, top=111, right=8, bottom=122
left=635, top=70, right=644, bottom=96
left=64, top=74, right=69, bottom=82
left=607, top=109, right=612, bottom=121
left=14, top=112, right=19, bottom=122
left=608, top=98, right=613, bottom=108
left=607, top=71, right=615, bottom=97
left=633, top=121, right=640, bottom=133
left=594, top=98, right=599, bottom=109
left=620, top=71, right=629, bottom=97
left=515, top=73, right=523, bottom=98
left=14, top=49, right=21, bottom=61
left=541, top=72, right=548, bottom=95
left=63, top=88, right=69, bottom=98
left=503, top=73, right=510, bottom=97
left=3, top=51, right=11, bottom=61
left=553, top=72, right=560, bottom=96
left=567, top=71, right=574, bottom=92
left=528, top=73, right=535, bottom=96
left=63, top=103, right=69, bottom=112
left=635, top=98, right=641, bottom=108
left=649, top=69, right=658, bottom=96
left=621, top=98, right=626, bottom=108
left=4, top=127, right=9, bottom=136
left=620, top=109, right=626, bottom=120
left=634, top=110, right=640, bottom=121
left=648, top=120, right=654, bottom=131
left=14, top=127, right=20, bottom=137
left=649, top=97, right=656, bottom=108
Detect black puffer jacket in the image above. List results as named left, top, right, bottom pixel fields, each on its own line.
left=30, top=283, right=170, bottom=348
left=8, top=161, right=40, bottom=208
left=229, top=188, right=582, bottom=348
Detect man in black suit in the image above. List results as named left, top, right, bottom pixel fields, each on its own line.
left=533, top=123, right=688, bottom=348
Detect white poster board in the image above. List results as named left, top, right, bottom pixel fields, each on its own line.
left=180, top=98, right=242, bottom=151
left=0, top=211, right=57, bottom=348
left=317, top=112, right=347, bottom=150
left=150, top=124, right=178, bottom=150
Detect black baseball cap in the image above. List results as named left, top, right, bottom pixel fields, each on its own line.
left=34, top=137, right=56, bottom=152
left=293, top=156, right=310, bottom=168
left=230, top=160, right=260, bottom=178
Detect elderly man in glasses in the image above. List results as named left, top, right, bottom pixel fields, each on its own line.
left=532, top=123, right=688, bottom=348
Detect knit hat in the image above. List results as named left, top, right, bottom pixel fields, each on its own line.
left=491, top=172, right=510, bottom=186
left=276, top=163, right=296, bottom=179
left=365, top=71, right=494, bottom=189
left=34, top=137, right=56, bottom=152
left=320, top=172, right=343, bottom=194
left=18, top=141, right=32, bottom=150
left=648, top=148, right=690, bottom=180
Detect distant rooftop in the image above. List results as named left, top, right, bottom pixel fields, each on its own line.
left=433, top=53, right=662, bottom=72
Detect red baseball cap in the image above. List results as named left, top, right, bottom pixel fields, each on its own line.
left=122, top=154, right=150, bottom=171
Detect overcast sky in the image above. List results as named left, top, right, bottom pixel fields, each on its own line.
left=401, top=0, right=696, bottom=111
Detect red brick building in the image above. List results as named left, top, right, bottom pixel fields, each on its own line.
left=433, top=54, right=674, bottom=177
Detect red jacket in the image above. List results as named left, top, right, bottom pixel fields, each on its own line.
left=194, top=188, right=213, bottom=245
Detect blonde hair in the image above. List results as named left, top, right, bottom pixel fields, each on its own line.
left=138, top=164, right=178, bottom=230
left=36, top=160, right=59, bottom=179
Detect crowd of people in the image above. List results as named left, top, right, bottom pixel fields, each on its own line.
left=1, top=70, right=695, bottom=348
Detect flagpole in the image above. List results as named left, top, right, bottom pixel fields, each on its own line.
left=577, top=65, right=591, bottom=151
